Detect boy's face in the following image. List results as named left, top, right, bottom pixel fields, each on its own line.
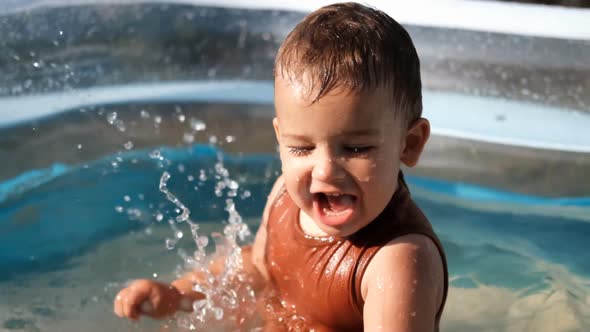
left=273, top=76, right=406, bottom=238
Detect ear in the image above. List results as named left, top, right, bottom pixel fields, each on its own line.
left=400, top=118, right=430, bottom=167
left=272, top=117, right=281, bottom=145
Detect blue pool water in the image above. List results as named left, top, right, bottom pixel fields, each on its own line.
left=1, top=137, right=590, bottom=330
left=2, top=144, right=590, bottom=277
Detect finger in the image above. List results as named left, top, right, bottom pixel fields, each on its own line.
left=128, top=305, right=140, bottom=321
left=114, top=289, right=127, bottom=318
left=122, top=290, right=137, bottom=319
left=127, top=290, right=148, bottom=320
left=114, top=294, right=122, bottom=317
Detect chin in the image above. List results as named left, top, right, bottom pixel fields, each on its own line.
left=316, top=219, right=363, bottom=238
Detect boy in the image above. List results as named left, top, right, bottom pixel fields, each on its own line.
left=114, top=2, right=448, bottom=331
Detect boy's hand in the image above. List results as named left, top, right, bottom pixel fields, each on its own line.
left=114, top=279, right=182, bottom=320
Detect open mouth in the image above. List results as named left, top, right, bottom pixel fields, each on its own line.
left=313, top=192, right=357, bottom=226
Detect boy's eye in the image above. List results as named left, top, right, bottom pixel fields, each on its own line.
left=344, top=146, right=374, bottom=155
left=287, top=146, right=313, bottom=156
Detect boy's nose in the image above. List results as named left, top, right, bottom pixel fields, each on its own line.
left=311, top=154, right=345, bottom=182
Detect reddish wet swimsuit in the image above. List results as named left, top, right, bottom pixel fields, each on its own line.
left=262, top=173, right=448, bottom=331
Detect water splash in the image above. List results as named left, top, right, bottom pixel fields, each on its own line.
left=158, top=152, right=257, bottom=329
left=158, top=172, right=190, bottom=223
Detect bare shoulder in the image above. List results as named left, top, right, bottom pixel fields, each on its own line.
left=361, top=234, right=445, bottom=331
left=362, top=233, right=444, bottom=302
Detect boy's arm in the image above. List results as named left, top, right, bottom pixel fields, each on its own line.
left=362, top=234, right=444, bottom=332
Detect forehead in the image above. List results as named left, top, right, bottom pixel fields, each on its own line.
left=274, top=75, right=393, bottom=111
left=274, top=76, right=401, bottom=136
left=275, top=75, right=394, bottom=117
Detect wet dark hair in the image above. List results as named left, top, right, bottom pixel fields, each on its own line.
left=275, top=2, right=422, bottom=126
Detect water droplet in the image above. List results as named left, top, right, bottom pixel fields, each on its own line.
left=149, top=150, right=163, bottom=160
left=225, top=135, right=235, bottom=143
left=154, top=115, right=162, bottom=125
left=177, top=114, right=186, bottom=123
left=126, top=208, right=141, bottom=219
left=214, top=163, right=228, bottom=177
left=175, top=230, right=183, bottom=239
left=124, top=195, right=131, bottom=202
left=155, top=213, right=163, bottom=222
left=176, top=207, right=190, bottom=222
left=177, top=164, right=185, bottom=173
left=123, top=141, right=134, bottom=150
left=153, top=273, right=158, bottom=278
left=187, top=175, right=195, bottom=182
left=241, top=190, right=251, bottom=199
left=77, top=144, right=82, bottom=149
left=190, top=281, right=205, bottom=293
left=106, top=112, right=117, bottom=124
left=183, top=133, right=195, bottom=144
left=192, top=299, right=206, bottom=312
left=196, top=236, right=208, bottom=248
left=199, top=170, right=207, bottom=181
left=213, top=307, right=224, bottom=320
left=238, top=224, right=251, bottom=241
left=209, top=135, right=218, bottom=145
left=165, top=238, right=176, bottom=250
left=140, top=110, right=150, bottom=119
left=190, top=119, right=206, bottom=131
left=114, top=206, right=123, bottom=213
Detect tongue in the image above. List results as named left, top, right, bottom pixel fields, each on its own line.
left=325, top=194, right=355, bottom=212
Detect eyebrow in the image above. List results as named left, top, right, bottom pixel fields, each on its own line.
left=282, top=129, right=381, bottom=140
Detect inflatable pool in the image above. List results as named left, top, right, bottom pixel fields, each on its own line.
left=1, top=1, right=589, bottom=331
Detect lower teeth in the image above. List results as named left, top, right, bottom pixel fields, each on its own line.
left=322, top=207, right=348, bottom=217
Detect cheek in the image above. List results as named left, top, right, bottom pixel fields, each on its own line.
left=279, top=153, right=310, bottom=190
left=350, top=161, right=377, bottom=183
left=350, top=156, right=393, bottom=183
left=280, top=149, right=312, bottom=173
left=357, top=156, right=398, bottom=189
